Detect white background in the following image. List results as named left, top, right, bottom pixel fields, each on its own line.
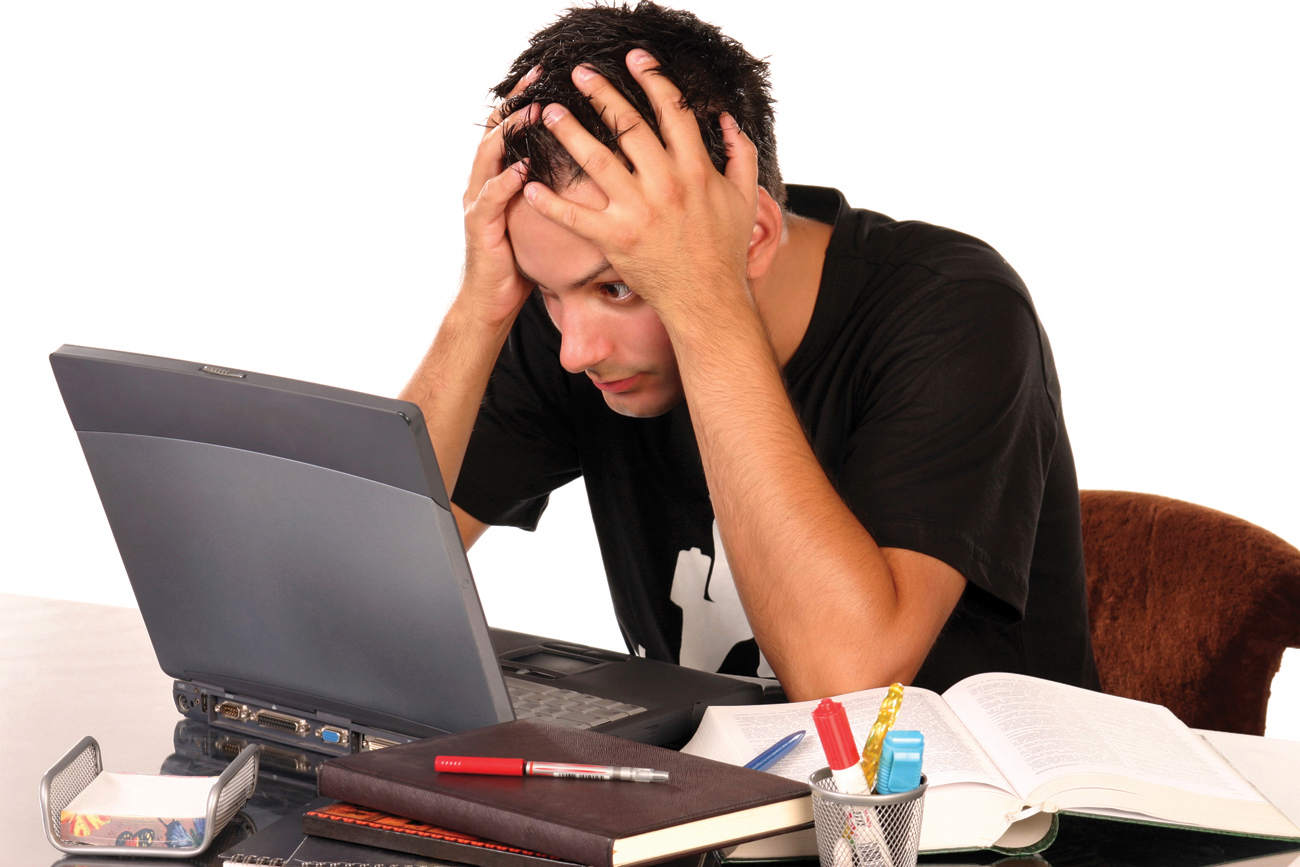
left=2, top=2, right=1296, bottom=737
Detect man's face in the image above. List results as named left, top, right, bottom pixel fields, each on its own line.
left=505, top=180, right=683, bottom=418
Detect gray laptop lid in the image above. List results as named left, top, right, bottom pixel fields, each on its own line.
left=51, top=344, right=514, bottom=735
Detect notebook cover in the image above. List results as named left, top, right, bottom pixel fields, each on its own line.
left=303, top=801, right=578, bottom=867
left=222, top=809, right=433, bottom=866
left=316, top=720, right=812, bottom=867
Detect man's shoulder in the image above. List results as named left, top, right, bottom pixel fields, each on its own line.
left=786, top=185, right=1061, bottom=404
left=788, top=184, right=1027, bottom=294
left=870, top=218, right=1025, bottom=290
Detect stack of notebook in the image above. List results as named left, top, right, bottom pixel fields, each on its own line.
left=222, top=803, right=571, bottom=867
left=222, top=720, right=813, bottom=867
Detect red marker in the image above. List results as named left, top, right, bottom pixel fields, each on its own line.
left=812, top=698, right=869, bottom=793
left=435, top=756, right=669, bottom=783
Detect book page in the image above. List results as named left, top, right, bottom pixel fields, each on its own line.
left=1198, top=729, right=1300, bottom=830
left=683, top=685, right=1013, bottom=791
left=943, top=673, right=1265, bottom=803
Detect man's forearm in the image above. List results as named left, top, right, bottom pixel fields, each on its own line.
left=399, top=297, right=514, bottom=497
left=407, top=64, right=539, bottom=502
left=665, top=293, right=957, bottom=700
left=513, top=50, right=964, bottom=697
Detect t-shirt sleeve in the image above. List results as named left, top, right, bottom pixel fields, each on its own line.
left=451, top=296, right=582, bottom=531
left=837, top=280, right=1059, bottom=619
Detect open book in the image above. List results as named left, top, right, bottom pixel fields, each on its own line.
left=681, top=672, right=1300, bottom=856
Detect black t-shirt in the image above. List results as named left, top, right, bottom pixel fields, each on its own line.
left=454, top=185, right=1099, bottom=694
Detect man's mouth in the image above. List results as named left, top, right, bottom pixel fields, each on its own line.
left=591, top=373, right=641, bottom=394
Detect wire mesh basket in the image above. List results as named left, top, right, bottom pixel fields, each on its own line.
left=808, top=768, right=927, bottom=867
left=40, top=735, right=258, bottom=858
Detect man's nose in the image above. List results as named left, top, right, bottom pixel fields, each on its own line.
left=556, top=307, right=613, bottom=374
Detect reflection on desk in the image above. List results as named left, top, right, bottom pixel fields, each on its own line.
left=4, top=594, right=1299, bottom=867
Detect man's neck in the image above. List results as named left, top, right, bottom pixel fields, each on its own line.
left=752, top=211, right=834, bottom=367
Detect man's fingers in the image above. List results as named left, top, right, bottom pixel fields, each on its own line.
left=507, top=65, right=543, bottom=99
left=539, top=103, right=639, bottom=200
left=523, top=179, right=604, bottom=241
left=570, top=63, right=668, bottom=171
left=484, top=65, right=541, bottom=136
left=465, top=103, right=539, bottom=209
left=720, top=112, right=759, bottom=201
left=475, top=160, right=529, bottom=215
left=623, top=49, right=702, bottom=158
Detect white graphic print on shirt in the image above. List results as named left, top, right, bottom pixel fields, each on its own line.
left=669, top=520, right=775, bottom=677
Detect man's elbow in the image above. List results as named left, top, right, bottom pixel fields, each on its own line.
left=773, top=651, right=927, bottom=702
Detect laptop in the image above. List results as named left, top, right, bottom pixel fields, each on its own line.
left=51, top=345, right=763, bottom=754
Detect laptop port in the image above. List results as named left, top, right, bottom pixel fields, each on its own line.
left=360, top=734, right=399, bottom=751
left=255, top=709, right=309, bottom=735
left=215, top=701, right=249, bottom=722
left=318, top=726, right=349, bottom=746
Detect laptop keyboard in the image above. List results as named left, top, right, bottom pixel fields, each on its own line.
left=505, top=676, right=646, bottom=729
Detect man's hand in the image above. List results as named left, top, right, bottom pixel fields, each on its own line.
left=522, top=49, right=759, bottom=325
left=461, top=66, right=541, bottom=328
left=513, top=51, right=967, bottom=700
left=398, top=67, right=542, bottom=522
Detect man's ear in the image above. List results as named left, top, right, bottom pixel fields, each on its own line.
left=746, top=187, right=784, bottom=280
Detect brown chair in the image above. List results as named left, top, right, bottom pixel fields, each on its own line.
left=1080, top=490, right=1300, bottom=735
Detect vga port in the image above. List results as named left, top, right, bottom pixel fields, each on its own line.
left=255, top=709, right=309, bottom=735
left=318, top=726, right=349, bottom=747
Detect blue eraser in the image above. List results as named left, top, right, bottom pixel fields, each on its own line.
left=875, top=730, right=924, bottom=794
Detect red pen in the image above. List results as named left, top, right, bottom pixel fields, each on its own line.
left=812, top=698, right=869, bottom=794
left=435, top=756, right=670, bottom=783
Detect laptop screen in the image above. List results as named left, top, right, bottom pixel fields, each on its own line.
left=51, top=345, right=514, bottom=735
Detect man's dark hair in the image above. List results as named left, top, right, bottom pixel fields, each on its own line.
left=493, top=2, right=785, bottom=207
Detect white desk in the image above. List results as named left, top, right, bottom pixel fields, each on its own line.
left=4, top=593, right=1299, bottom=867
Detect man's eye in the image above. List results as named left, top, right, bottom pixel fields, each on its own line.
left=599, top=282, right=635, bottom=302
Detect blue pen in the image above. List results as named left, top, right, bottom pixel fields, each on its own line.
left=744, top=730, right=806, bottom=771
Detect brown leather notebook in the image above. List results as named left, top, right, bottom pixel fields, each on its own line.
left=316, top=720, right=812, bottom=867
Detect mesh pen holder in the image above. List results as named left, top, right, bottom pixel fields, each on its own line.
left=808, top=768, right=927, bottom=867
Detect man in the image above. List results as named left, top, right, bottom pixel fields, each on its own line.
left=402, top=2, right=1098, bottom=702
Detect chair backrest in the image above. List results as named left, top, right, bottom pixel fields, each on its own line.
left=1079, top=490, right=1300, bottom=735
